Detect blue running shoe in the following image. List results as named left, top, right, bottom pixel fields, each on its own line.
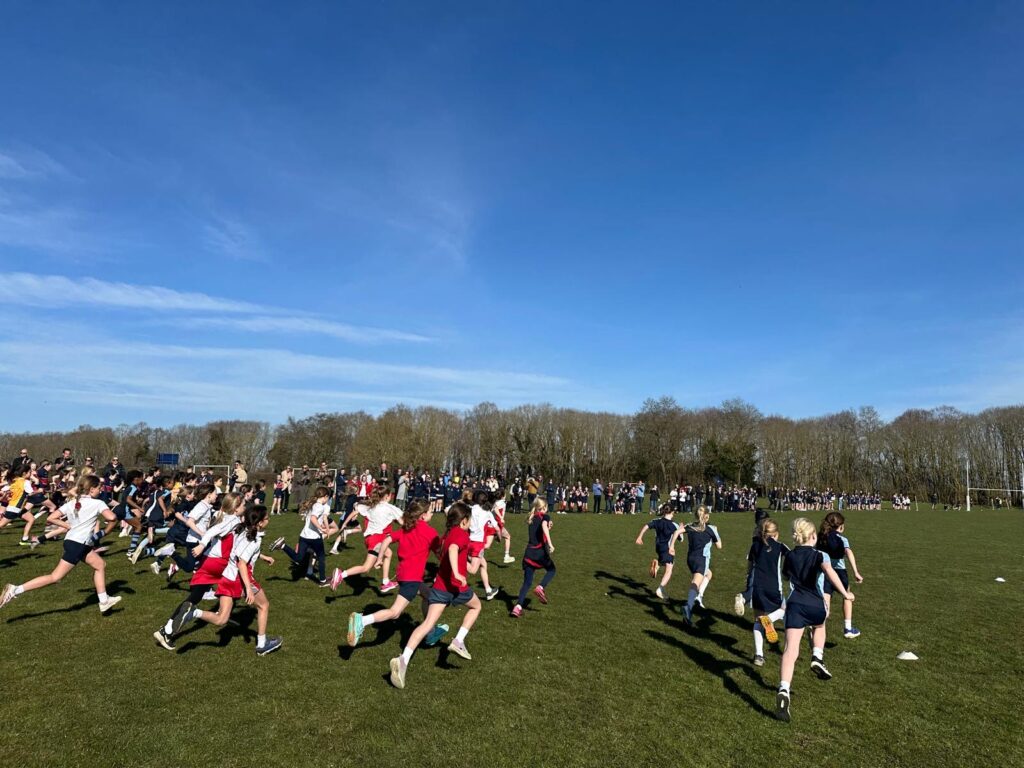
left=347, top=612, right=364, bottom=647
left=843, top=626, right=861, bottom=639
left=425, top=623, right=449, bottom=647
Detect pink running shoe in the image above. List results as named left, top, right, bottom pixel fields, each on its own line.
left=534, top=585, right=548, bottom=604
left=510, top=605, right=523, bottom=618
left=329, top=568, right=345, bottom=591
left=380, top=580, right=398, bottom=593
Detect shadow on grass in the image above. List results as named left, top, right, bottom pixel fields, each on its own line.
left=175, top=608, right=259, bottom=653
left=0, top=551, right=45, bottom=569
left=5, top=579, right=133, bottom=622
left=336, top=606, right=406, bottom=660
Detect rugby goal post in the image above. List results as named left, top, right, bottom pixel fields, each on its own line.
left=965, top=458, right=1024, bottom=511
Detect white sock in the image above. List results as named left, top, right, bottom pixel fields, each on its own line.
left=768, top=608, right=785, bottom=623
left=98, top=592, right=109, bottom=603
left=155, top=543, right=175, bottom=557
left=697, top=579, right=709, bottom=598
left=779, top=680, right=791, bottom=693
left=14, top=584, right=25, bottom=596
left=812, top=646, right=824, bottom=661
left=190, top=607, right=202, bottom=621
left=362, top=614, right=376, bottom=627
left=341, top=570, right=348, bottom=580
left=401, top=646, right=414, bottom=664
left=844, top=619, right=852, bottom=630
left=257, top=634, right=266, bottom=648
left=164, top=619, right=174, bottom=634
left=686, top=586, right=698, bottom=611
left=455, top=627, right=469, bottom=643
left=753, top=625, right=764, bottom=656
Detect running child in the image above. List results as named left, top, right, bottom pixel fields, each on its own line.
left=468, top=489, right=501, bottom=601
left=271, top=486, right=334, bottom=585
left=0, top=465, right=38, bottom=545
left=156, top=505, right=281, bottom=656
left=746, top=517, right=788, bottom=666
left=775, top=517, right=855, bottom=722
left=680, top=506, right=721, bottom=624
left=817, top=512, right=864, bottom=638
left=130, top=476, right=174, bottom=564
left=0, top=475, right=122, bottom=614
left=635, top=503, right=683, bottom=600
left=328, top=485, right=401, bottom=593
left=389, top=502, right=480, bottom=689
left=112, top=470, right=146, bottom=547
left=346, top=501, right=443, bottom=648
left=492, top=499, right=515, bottom=564
left=510, top=498, right=556, bottom=618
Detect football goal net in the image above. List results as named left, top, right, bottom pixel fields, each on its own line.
left=966, top=459, right=1024, bottom=511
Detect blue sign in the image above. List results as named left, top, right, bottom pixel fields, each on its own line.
left=157, top=453, right=180, bottom=466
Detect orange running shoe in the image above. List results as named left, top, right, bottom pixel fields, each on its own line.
left=759, top=614, right=778, bottom=643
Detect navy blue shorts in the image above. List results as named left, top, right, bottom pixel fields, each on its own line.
left=147, top=510, right=165, bottom=529
left=113, top=505, right=134, bottom=522
left=398, top=580, right=423, bottom=601
left=823, top=567, right=849, bottom=595
left=427, top=587, right=474, bottom=606
left=4, top=509, right=26, bottom=520
left=61, top=539, right=94, bottom=565
left=687, top=554, right=709, bottom=576
left=752, top=585, right=784, bottom=614
left=784, top=599, right=827, bottom=629
left=656, top=548, right=674, bottom=566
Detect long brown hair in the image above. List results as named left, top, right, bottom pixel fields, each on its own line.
left=369, top=484, right=392, bottom=507
left=234, top=504, right=268, bottom=542
left=445, top=501, right=471, bottom=532
left=401, top=500, right=427, bottom=532
left=819, top=511, right=845, bottom=538
left=301, top=485, right=330, bottom=513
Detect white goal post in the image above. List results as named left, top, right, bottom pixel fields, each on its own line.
left=966, top=458, right=1024, bottom=511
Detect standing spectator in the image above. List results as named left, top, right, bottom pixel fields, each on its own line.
left=230, top=461, right=248, bottom=492
left=280, top=466, right=294, bottom=512
left=591, top=479, right=603, bottom=514
left=53, top=448, right=75, bottom=475
left=82, top=456, right=96, bottom=475
left=525, top=474, right=539, bottom=507
left=378, top=462, right=390, bottom=485
left=294, top=465, right=313, bottom=511
left=545, top=480, right=557, bottom=510
left=636, top=482, right=646, bottom=514
left=11, top=448, right=31, bottom=474
left=334, top=469, right=348, bottom=512
left=102, top=456, right=126, bottom=486
left=605, top=483, right=615, bottom=513
left=396, top=471, right=409, bottom=510
left=649, top=484, right=660, bottom=513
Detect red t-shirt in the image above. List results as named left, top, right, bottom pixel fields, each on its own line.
left=390, top=520, right=440, bottom=583
left=433, top=526, right=470, bottom=593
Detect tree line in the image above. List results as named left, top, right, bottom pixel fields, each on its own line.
left=3, top=399, right=1023, bottom=504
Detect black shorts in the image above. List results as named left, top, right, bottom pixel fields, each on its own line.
left=784, top=599, right=827, bottom=630
left=27, top=492, right=47, bottom=505
left=427, top=587, right=474, bottom=606
left=656, top=547, right=674, bottom=566
left=147, top=510, right=165, bottom=529
left=523, top=546, right=554, bottom=571
left=687, top=554, right=709, bottom=576
left=61, top=539, right=94, bottom=565
left=398, top=580, right=424, bottom=601
left=4, top=509, right=26, bottom=520
left=823, top=568, right=849, bottom=595
left=752, top=585, right=784, bottom=614
left=113, top=505, right=134, bottom=522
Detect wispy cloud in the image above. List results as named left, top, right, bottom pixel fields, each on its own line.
left=0, top=272, right=433, bottom=344
left=202, top=212, right=265, bottom=262
left=0, top=148, right=66, bottom=180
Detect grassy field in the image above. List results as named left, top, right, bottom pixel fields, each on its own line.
left=1, top=507, right=1022, bottom=768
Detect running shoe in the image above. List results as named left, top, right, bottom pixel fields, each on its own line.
left=256, top=636, right=283, bottom=656
left=449, top=639, right=472, bottom=660
left=485, top=587, right=500, bottom=601
left=166, top=562, right=179, bottom=581
left=169, top=600, right=195, bottom=635
left=810, top=658, right=832, bottom=680
left=153, top=629, right=175, bottom=651
left=150, top=561, right=161, bottom=575
left=201, top=590, right=216, bottom=601
left=502, top=555, right=515, bottom=564
left=695, top=595, right=705, bottom=609
left=117, top=528, right=128, bottom=538
left=510, top=605, right=522, bottom=618
left=29, top=537, right=41, bottom=550
left=329, top=568, right=345, bottom=591
left=655, top=586, right=665, bottom=600
left=380, top=580, right=398, bottom=593
left=425, top=623, right=449, bottom=646
left=733, top=593, right=746, bottom=616
left=269, top=537, right=286, bottom=552
left=533, top=585, right=548, bottom=604
left=98, top=595, right=122, bottom=613
left=649, top=558, right=658, bottom=578
left=347, top=612, right=364, bottom=647
left=19, top=539, right=31, bottom=547
left=389, top=656, right=407, bottom=689
left=0, top=584, right=17, bottom=609
left=128, top=545, right=145, bottom=565
left=759, top=614, right=778, bottom=643
left=843, top=626, right=861, bottom=639
left=753, top=655, right=765, bottom=667
left=775, top=689, right=791, bottom=722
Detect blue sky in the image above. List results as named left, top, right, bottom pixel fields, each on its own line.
left=1, top=2, right=1022, bottom=431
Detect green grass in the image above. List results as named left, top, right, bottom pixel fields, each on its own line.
left=1, top=508, right=1022, bottom=768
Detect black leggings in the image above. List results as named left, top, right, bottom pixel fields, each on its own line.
left=516, top=564, right=556, bottom=605
left=283, top=538, right=326, bottom=582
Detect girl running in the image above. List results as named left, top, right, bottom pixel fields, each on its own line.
left=635, top=503, right=682, bottom=600
left=271, top=486, right=334, bottom=585
left=0, top=465, right=38, bottom=545
left=389, top=502, right=480, bottom=689
left=468, top=490, right=501, bottom=601
left=0, top=475, right=122, bottom=614
left=510, top=498, right=556, bottom=618
left=746, top=517, right=788, bottom=666
left=346, top=501, right=442, bottom=647
left=492, top=499, right=515, bottom=564
left=328, top=485, right=401, bottom=593
left=156, top=505, right=281, bottom=656
left=818, top=512, right=865, bottom=638
left=775, top=517, right=855, bottom=722
left=680, top=506, right=721, bottom=624
left=130, top=476, right=173, bottom=564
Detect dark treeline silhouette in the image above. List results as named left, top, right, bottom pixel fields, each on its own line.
left=3, top=398, right=1023, bottom=505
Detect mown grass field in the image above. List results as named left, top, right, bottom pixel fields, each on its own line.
left=1, top=506, right=1021, bottom=768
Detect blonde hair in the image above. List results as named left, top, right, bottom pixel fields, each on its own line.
left=213, top=492, right=241, bottom=525
left=759, top=517, right=779, bottom=544
left=691, top=505, right=710, bottom=532
left=792, top=517, right=817, bottom=546
left=528, top=497, right=548, bottom=524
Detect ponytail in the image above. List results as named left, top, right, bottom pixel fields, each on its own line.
left=301, top=486, right=330, bottom=514
left=402, top=501, right=426, bottom=532
left=759, top=517, right=779, bottom=545
left=234, top=504, right=268, bottom=542
left=214, top=492, right=241, bottom=525
left=73, top=474, right=101, bottom=512
left=369, top=484, right=392, bottom=507
left=692, top=505, right=710, bottom=532
left=528, top=497, right=548, bottom=524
